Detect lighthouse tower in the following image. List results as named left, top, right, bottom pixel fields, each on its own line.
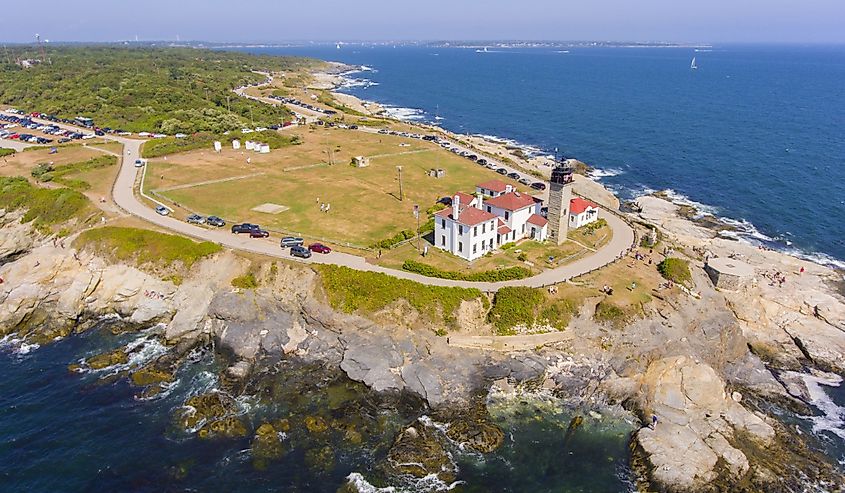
left=547, top=163, right=574, bottom=245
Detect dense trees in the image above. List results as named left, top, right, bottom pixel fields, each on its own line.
left=0, top=46, right=316, bottom=133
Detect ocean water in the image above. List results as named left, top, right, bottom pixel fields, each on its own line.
left=0, top=326, right=635, bottom=492
left=237, top=44, right=845, bottom=268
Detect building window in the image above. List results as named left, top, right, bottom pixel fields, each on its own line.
left=458, top=225, right=463, bottom=235
left=504, top=211, right=510, bottom=220
left=458, top=242, right=463, bottom=252
left=474, top=226, right=478, bottom=235
left=486, top=206, right=492, bottom=213
left=441, top=219, right=445, bottom=228
left=473, top=244, right=477, bottom=254
left=489, top=238, right=494, bottom=249
left=441, top=235, right=445, bottom=246
left=522, top=224, right=525, bottom=234
left=481, top=223, right=485, bottom=233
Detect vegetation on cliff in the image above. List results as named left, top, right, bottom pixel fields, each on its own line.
left=75, top=226, right=221, bottom=269
left=0, top=176, right=91, bottom=232
left=315, top=264, right=483, bottom=326
left=0, top=46, right=315, bottom=133
left=488, top=286, right=577, bottom=334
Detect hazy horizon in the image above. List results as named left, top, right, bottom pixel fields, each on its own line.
left=2, top=0, right=844, bottom=45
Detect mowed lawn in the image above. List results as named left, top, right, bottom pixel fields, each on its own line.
left=154, top=128, right=526, bottom=246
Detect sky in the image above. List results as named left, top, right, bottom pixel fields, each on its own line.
left=3, top=0, right=845, bottom=44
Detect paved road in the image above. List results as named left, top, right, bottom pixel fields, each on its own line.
left=6, top=110, right=635, bottom=292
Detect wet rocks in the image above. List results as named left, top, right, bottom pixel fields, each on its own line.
left=445, top=418, right=504, bottom=453
left=304, top=415, right=328, bottom=434
left=381, top=420, right=457, bottom=483
left=176, top=391, right=239, bottom=432
left=250, top=422, right=285, bottom=469
left=85, top=347, right=128, bottom=370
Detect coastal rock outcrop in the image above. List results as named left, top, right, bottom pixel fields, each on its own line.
left=634, top=356, right=774, bottom=490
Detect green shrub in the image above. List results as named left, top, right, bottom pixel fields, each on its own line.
left=0, top=176, right=90, bottom=232
left=401, top=260, right=532, bottom=282
left=75, top=226, right=221, bottom=269
left=583, top=218, right=608, bottom=233
left=316, top=265, right=481, bottom=326
left=500, top=242, right=517, bottom=251
left=231, top=273, right=259, bottom=289
left=0, top=148, right=15, bottom=158
left=657, top=257, right=691, bottom=285
left=594, top=301, right=628, bottom=328
left=0, top=46, right=310, bottom=133
left=539, top=299, right=577, bottom=331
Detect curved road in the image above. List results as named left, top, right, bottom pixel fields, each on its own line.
left=7, top=110, right=635, bottom=292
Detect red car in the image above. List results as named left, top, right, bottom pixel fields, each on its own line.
left=308, top=243, right=331, bottom=254
left=249, top=229, right=270, bottom=238
left=9, top=133, right=20, bottom=139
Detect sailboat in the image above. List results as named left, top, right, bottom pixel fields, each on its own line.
left=336, top=42, right=341, bottom=50
left=690, top=57, right=698, bottom=70
left=475, top=46, right=489, bottom=53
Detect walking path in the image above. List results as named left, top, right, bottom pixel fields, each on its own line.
left=4, top=112, right=636, bottom=293
left=154, top=172, right=266, bottom=192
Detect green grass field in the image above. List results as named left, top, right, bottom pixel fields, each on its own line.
left=149, top=127, right=526, bottom=247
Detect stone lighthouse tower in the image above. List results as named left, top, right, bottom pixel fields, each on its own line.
left=547, top=163, right=574, bottom=245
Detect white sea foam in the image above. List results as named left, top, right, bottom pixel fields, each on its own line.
left=0, top=334, right=39, bottom=356
left=418, top=414, right=450, bottom=433
left=344, top=472, right=464, bottom=493
left=588, top=167, right=625, bottom=180
left=382, top=105, right=426, bottom=121
left=799, top=372, right=845, bottom=441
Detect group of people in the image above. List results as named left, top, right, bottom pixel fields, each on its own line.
left=763, top=270, right=788, bottom=288
left=316, top=197, right=331, bottom=213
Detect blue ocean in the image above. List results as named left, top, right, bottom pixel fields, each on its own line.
left=239, top=44, right=845, bottom=268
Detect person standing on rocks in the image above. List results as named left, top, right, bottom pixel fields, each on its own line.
left=651, top=414, right=658, bottom=429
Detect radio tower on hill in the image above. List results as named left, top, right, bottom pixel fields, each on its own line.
left=36, top=34, right=48, bottom=63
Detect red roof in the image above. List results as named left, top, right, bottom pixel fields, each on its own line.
left=484, top=191, right=538, bottom=212
left=497, top=225, right=512, bottom=235
left=570, top=197, right=598, bottom=215
left=453, top=191, right=476, bottom=205
left=527, top=213, right=548, bottom=227
left=435, top=204, right=497, bottom=226
left=476, top=180, right=509, bottom=193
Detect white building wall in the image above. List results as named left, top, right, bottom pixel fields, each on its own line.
left=434, top=217, right=497, bottom=261
left=569, top=209, right=599, bottom=229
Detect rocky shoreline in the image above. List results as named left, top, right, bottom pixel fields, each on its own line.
left=3, top=188, right=845, bottom=491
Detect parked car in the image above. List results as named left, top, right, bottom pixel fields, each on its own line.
left=518, top=177, right=532, bottom=185
left=280, top=236, right=304, bottom=248
left=496, top=168, right=508, bottom=175
left=249, top=229, right=270, bottom=238
left=530, top=182, right=547, bottom=191
left=507, top=172, right=520, bottom=179
left=290, top=245, right=312, bottom=258
left=155, top=205, right=170, bottom=216
left=186, top=214, right=206, bottom=224
left=206, top=216, right=226, bottom=227
left=232, top=223, right=260, bottom=234
left=134, top=159, right=145, bottom=167
left=308, top=243, right=331, bottom=254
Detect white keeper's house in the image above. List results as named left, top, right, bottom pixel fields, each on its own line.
left=433, top=175, right=603, bottom=262
left=434, top=180, right=548, bottom=261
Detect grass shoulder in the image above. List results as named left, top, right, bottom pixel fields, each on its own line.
left=402, top=259, right=532, bottom=282
left=0, top=148, right=15, bottom=158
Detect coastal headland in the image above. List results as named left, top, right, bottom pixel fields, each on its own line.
left=1, top=45, right=844, bottom=492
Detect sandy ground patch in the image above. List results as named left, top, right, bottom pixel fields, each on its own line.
left=252, top=203, right=290, bottom=214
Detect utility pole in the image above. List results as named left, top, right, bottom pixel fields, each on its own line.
left=249, top=105, right=254, bottom=126
left=414, top=204, right=420, bottom=252
left=396, top=166, right=404, bottom=201
left=226, top=95, right=231, bottom=113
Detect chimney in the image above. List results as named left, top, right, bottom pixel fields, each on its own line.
left=505, top=184, right=513, bottom=193
left=453, top=194, right=461, bottom=221
left=476, top=192, right=484, bottom=209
